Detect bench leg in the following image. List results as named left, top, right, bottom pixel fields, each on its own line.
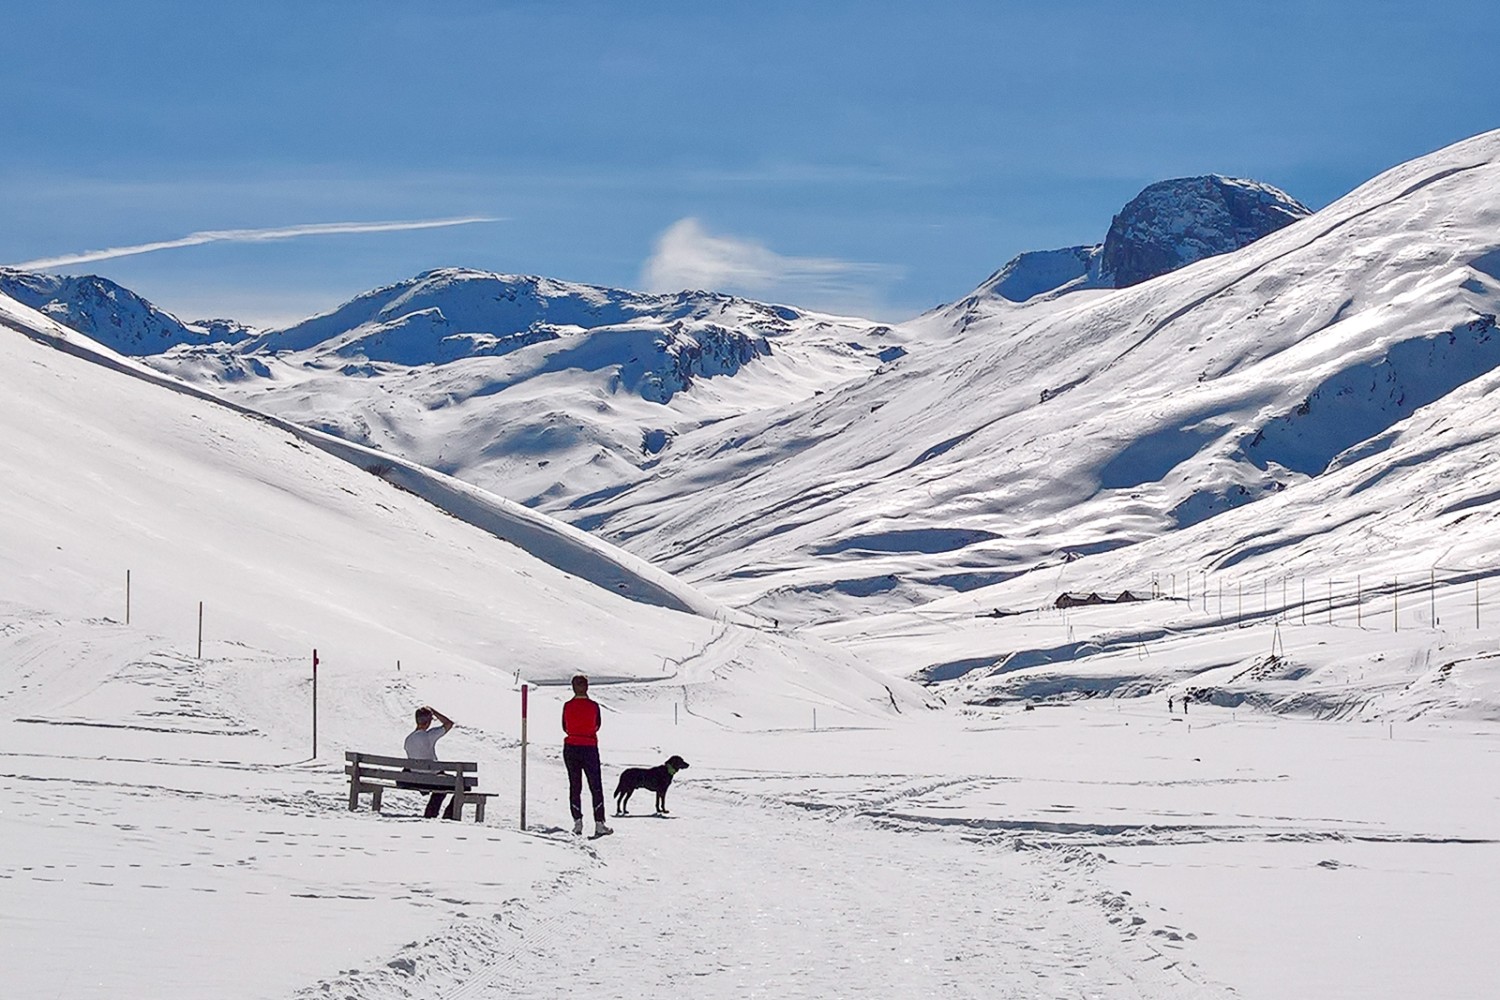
left=475, top=797, right=486, bottom=823
left=372, top=786, right=383, bottom=812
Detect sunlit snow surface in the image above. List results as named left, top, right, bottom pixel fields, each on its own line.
left=5, top=132, right=1500, bottom=1000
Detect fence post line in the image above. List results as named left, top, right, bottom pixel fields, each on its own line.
left=312, top=649, right=319, bottom=759
left=197, top=601, right=203, bottom=659
left=519, top=684, right=529, bottom=831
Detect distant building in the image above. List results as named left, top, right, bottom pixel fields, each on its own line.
left=1054, top=591, right=1149, bottom=609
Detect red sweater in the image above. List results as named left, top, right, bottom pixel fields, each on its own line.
left=562, top=697, right=601, bottom=746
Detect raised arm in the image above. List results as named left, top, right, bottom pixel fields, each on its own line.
left=427, top=706, right=455, bottom=731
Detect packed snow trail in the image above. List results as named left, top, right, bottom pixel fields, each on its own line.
left=298, top=778, right=1232, bottom=1000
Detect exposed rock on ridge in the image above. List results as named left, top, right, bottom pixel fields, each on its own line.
left=1099, top=175, right=1311, bottom=287
left=977, top=175, right=1311, bottom=303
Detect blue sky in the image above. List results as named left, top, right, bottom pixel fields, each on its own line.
left=3, top=1, right=1497, bottom=327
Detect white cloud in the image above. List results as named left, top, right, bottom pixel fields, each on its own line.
left=13, top=217, right=501, bottom=270
left=640, top=218, right=899, bottom=314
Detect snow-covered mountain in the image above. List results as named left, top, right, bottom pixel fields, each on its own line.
left=0, top=266, right=256, bottom=354
left=0, top=282, right=927, bottom=719
left=563, top=131, right=1500, bottom=626
left=976, top=174, right=1309, bottom=302
left=145, top=267, right=905, bottom=506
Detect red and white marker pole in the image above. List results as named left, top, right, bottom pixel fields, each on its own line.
left=519, top=683, right=529, bottom=830
left=312, top=649, right=319, bottom=759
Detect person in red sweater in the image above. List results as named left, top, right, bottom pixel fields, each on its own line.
left=562, top=674, right=612, bottom=837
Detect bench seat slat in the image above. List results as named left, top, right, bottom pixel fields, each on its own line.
left=348, top=772, right=479, bottom=791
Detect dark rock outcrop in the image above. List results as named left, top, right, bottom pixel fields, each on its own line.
left=976, top=175, right=1311, bottom=304
left=1098, top=176, right=1311, bottom=288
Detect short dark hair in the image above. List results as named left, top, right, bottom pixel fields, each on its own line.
left=414, top=707, right=433, bottom=725
left=571, top=674, right=589, bottom=695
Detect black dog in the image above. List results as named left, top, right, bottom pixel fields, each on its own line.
left=613, top=755, right=689, bottom=815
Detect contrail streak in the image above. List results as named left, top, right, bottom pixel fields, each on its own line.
left=13, top=216, right=502, bottom=269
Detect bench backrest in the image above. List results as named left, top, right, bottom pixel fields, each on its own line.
left=345, top=751, right=480, bottom=791
left=345, top=751, right=477, bottom=772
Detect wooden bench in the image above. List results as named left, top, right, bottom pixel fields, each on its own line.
left=344, top=751, right=497, bottom=822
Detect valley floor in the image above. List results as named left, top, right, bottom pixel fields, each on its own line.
left=3, top=612, right=1497, bottom=999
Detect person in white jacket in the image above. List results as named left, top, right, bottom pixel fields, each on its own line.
left=404, top=705, right=455, bottom=818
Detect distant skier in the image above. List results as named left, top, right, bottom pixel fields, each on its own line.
left=562, top=674, right=612, bottom=838
left=1168, top=696, right=1174, bottom=714
left=404, top=705, right=456, bottom=819
left=1182, top=692, right=1190, bottom=714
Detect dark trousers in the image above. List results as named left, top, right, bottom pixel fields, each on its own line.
left=424, top=792, right=457, bottom=819
left=564, top=743, right=605, bottom=823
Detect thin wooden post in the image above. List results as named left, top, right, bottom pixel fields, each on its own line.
left=1357, top=575, right=1362, bottom=627
left=519, top=684, right=529, bottom=830
left=813, top=707, right=818, bottom=731
left=197, top=601, right=203, bottom=659
left=312, top=649, right=319, bottom=759
left=125, top=569, right=131, bottom=625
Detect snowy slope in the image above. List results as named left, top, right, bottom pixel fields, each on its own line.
left=146, top=268, right=907, bottom=509
left=567, top=130, right=1500, bottom=627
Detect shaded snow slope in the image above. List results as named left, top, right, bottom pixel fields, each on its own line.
left=568, top=130, right=1500, bottom=626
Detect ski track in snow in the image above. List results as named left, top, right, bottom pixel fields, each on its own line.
left=301, top=785, right=1231, bottom=1000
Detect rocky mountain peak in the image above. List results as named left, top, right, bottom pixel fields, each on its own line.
left=1097, top=175, right=1311, bottom=288
left=974, top=175, right=1311, bottom=304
